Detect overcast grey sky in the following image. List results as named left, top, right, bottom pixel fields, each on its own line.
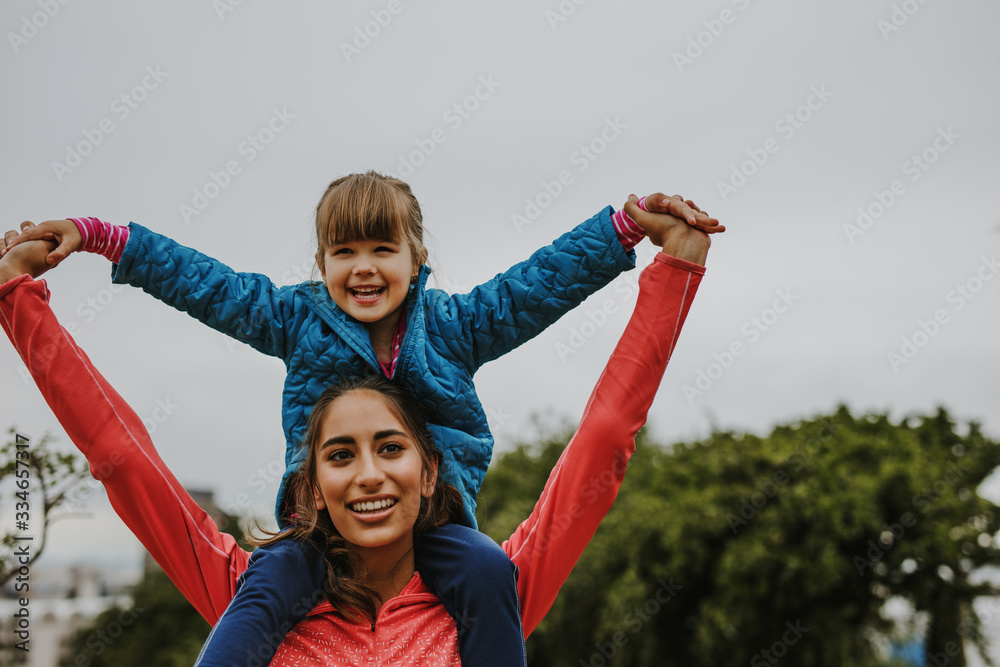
left=2, top=1, right=998, bottom=570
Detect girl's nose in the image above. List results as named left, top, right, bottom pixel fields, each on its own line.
left=352, top=256, right=376, bottom=276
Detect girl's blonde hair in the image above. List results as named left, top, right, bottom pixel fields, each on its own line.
left=315, top=171, right=428, bottom=272
left=256, top=375, right=464, bottom=622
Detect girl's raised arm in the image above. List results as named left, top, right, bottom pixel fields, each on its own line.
left=427, top=206, right=635, bottom=372
left=4, top=218, right=293, bottom=358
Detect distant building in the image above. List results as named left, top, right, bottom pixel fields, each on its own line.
left=0, top=566, right=134, bottom=667
left=1, top=488, right=225, bottom=667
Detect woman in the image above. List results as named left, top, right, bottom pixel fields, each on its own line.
left=0, top=217, right=709, bottom=664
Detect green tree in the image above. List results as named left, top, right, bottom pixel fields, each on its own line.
left=1, top=428, right=90, bottom=586
left=477, top=405, right=1000, bottom=667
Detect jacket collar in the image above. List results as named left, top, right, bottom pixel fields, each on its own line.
left=294, top=265, right=431, bottom=369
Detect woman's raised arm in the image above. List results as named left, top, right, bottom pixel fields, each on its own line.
left=0, top=270, right=250, bottom=625
left=504, top=252, right=705, bottom=636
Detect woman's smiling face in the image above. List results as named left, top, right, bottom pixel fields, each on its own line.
left=312, top=389, right=437, bottom=560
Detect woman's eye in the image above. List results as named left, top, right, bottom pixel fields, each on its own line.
left=328, top=449, right=353, bottom=461
left=381, top=442, right=404, bottom=454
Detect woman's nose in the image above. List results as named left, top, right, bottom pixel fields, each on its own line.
left=355, top=451, right=386, bottom=488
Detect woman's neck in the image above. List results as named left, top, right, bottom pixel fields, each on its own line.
left=358, top=546, right=416, bottom=614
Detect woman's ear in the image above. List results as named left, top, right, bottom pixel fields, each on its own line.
left=313, top=485, right=326, bottom=511
left=421, top=456, right=439, bottom=498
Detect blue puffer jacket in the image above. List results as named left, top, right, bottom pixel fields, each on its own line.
left=112, top=207, right=635, bottom=527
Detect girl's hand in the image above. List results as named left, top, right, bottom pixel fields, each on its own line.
left=635, top=193, right=725, bottom=234
left=624, top=195, right=718, bottom=266
left=1, top=219, right=82, bottom=265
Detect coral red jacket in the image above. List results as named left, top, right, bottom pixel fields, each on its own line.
left=0, top=253, right=702, bottom=665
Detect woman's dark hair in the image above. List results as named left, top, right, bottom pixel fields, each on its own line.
left=252, top=375, right=465, bottom=622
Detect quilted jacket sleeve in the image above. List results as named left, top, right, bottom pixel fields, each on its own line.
left=111, top=223, right=291, bottom=358
left=428, top=207, right=635, bottom=372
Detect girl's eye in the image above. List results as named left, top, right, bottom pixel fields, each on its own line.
left=375, top=246, right=395, bottom=254
left=333, top=247, right=353, bottom=256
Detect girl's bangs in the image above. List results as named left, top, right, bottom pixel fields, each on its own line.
left=326, top=182, right=411, bottom=246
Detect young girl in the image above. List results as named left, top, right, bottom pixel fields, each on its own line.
left=6, top=174, right=721, bottom=665
left=0, top=218, right=708, bottom=663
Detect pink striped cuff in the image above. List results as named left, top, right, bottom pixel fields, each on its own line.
left=611, top=195, right=648, bottom=251
left=69, top=218, right=130, bottom=264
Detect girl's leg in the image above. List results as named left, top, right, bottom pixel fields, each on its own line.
left=415, top=524, right=527, bottom=667
left=194, top=534, right=327, bottom=667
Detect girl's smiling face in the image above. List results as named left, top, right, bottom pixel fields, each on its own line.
left=312, top=389, right=437, bottom=560
left=320, top=238, right=417, bottom=326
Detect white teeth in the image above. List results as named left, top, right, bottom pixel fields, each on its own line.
left=351, top=498, right=396, bottom=513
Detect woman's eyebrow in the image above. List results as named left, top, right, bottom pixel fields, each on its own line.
left=319, top=436, right=356, bottom=451
left=319, top=430, right=407, bottom=450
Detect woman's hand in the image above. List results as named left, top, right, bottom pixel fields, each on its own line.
left=1, top=219, right=81, bottom=265
left=0, top=235, right=58, bottom=284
